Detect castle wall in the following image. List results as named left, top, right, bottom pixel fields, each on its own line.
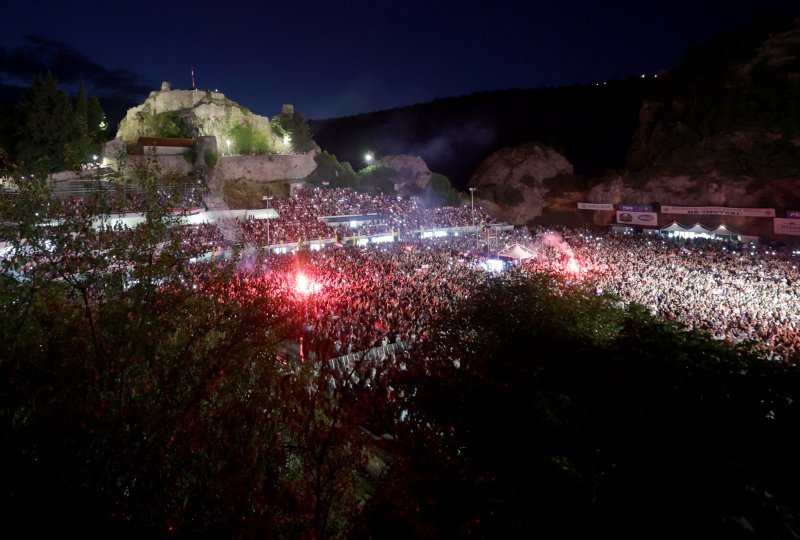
left=217, top=153, right=317, bottom=181
left=120, top=151, right=317, bottom=183
left=126, top=155, right=194, bottom=175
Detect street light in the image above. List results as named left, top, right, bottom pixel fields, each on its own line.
left=226, top=138, right=232, bottom=156
left=264, top=195, right=274, bottom=246
left=468, top=187, right=477, bottom=247
left=364, top=152, right=374, bottom=165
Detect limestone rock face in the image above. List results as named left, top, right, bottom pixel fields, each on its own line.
left=116, top=87, right=281, bottom=151
left=379, top=154, right=432, bottom=194
left=579, top=172, right=800, bottom=233
left=586, top=175, right=759, bottom=209
left=469, top=142, right=573, bottom=224
left=626, top=19, right=800, bottom=179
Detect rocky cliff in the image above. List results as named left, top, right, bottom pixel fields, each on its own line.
left=379, top=154, right=432, bottom=194
left=627, top=14, right=800, bottom=180
left=468, top=142, right=575, bottom=223
left=470, top=15, right=800, bottom=234
left=116, top=82, right=283, bottom=152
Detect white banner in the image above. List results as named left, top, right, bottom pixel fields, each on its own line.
left=774, top=218, right=800, bottom=236
left=617, top=211, right=658, bottom=226
left=661, top=205, right=775, bottom=218
left=578, top=202, right=614, bottom=211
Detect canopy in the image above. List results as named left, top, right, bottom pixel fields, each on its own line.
left=709, top=224, right=740, bottom=237
left=660, top=222, right=687, bottom=233
left=497, top=243, right=536, bottom=260
left=685, top=223, right=712, bottom=234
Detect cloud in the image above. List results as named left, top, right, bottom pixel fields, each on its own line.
left=0, top=35, right=152, bottom=98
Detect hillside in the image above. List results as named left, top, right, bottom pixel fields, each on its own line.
left=116, top=83, right=285, bottom=154
left=627, top=13, right=800, bottom=181
left=310, top=78, right=654, bottom=189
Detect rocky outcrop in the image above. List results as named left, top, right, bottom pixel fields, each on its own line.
left=627, top=16, right=800, bottom=179
left=468, top=142, right=573, bottom=224
left=379, top=154, right=432, bottom=194
left=116, top=84, right=283, bottom=152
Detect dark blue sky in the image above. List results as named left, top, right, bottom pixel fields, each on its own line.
left=1, top=0, right=797, bottom=122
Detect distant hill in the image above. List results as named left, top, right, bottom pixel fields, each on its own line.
left=310, top=79, right=654, bottom=190
left=458, top=13, right=800, bottom=235
left=627, top=13, right=800, bottom=180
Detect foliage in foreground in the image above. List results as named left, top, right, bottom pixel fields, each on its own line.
left=364, top=274, right=800, bottom=539
left=12, top=73, right=107, bottom=173
left=0, top=175, right=370, bottom=538
left=2, top=174, right=800, bottom=538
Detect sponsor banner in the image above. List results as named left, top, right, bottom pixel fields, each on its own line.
left=774, top=218, right=800, bottom=236
left=617, top=211, right=658, bottom=226
left=578, top=202, right=614, bottom=211
left=787, top=210, right=800, bottom=219
left=661, top=205, right=775, bottom=218
left=619, top=204, right=653, bottom=212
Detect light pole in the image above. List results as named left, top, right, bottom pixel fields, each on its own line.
left=468, top=187, right=477, bottom=247
left=265, top=195, right=274, bottom=247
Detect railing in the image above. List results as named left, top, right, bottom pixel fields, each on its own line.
left=328, top=341, right=409, bottom=375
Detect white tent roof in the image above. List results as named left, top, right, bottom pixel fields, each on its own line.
left=685, top=223, right=712, bottom=234
left=660, top=222, right=687, bottom=232
left=498, top=243, right=536, bottom=260
left=709, top=224, right=740, bottom=236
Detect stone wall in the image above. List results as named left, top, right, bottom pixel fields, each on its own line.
left=216, top=152, right=317, bottom=182
left=107, top=147, right=315, bottom=186
left=125, top=155, right=194, bottom=176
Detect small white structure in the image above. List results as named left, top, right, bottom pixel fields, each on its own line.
left=497, top=243, right=536, bottom=261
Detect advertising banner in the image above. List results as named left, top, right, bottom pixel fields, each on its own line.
left=786, top=210, right=800, bottom=219
left=774, top=218, right=800, bottom=236
left=619, top=204, right=653, bottom=212
left=661, top=205, right=775, bottom=218
left=616, top=211, right=658, bottom=226
left=578, top=202, right=614, bottom=211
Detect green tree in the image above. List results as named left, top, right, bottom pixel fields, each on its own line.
left=86, top=96, right=107, bottom=142
left=273, top=111, right=315, bottom=153
left=71, top=82, right=106, bottom=164
left=357, top=163, right=396, bottom=194
left=229, top=122, right=270, bottom=154
left=306, top=151, right=358, bottom=188
left=366, top=274, right=800, bottom=538
left=15, top=72, right=81, bottom=172
left=0, top=163, right=372, bottom=537
left=426, top=173, right=461, bottom=206
left=75, top=79, right=88, bottom=132
left=144, top=111, right=189, bottom=139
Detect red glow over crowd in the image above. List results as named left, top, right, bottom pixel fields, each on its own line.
left=5, top=186, right=800, bottom=364
left=172, top=187, right=800, bottom=363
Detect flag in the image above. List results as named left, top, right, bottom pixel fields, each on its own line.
left=191, top=66, right=196, bottom=89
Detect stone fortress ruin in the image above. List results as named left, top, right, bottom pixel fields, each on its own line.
left=103, top=82, right=318, bottom=192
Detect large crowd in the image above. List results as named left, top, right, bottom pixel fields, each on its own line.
left=231, top=218, right=800, bottom=364
left=240, top=188, right=494, bottom=245
left=559, top=230, right=800, bottom=360
left=7, top=184, right=800, bottom=364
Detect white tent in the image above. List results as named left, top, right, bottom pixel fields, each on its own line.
left=660, top=222, right=688, bottom=233
left=709, top=224, right=740, bottom=237
left=497, top=243, right=536, bottom=260
left=685, top=223, right=712, bottom=234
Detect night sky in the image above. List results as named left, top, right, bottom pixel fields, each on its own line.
left=1, top=0, right=798, bottom=124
